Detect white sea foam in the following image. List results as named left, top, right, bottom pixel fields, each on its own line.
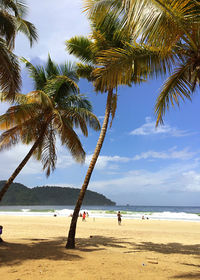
left=21, top=209, right=30, bottom=212
left=0, top=208, right=199, bottom=221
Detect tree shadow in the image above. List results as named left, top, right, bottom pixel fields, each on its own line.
left=128, top=242, right=200, bottom=256
left=0, top=235, right=127, bottom=266
left=76, top=235, right=128, bottom=251
left=171, top=272, right=200, bottom=279
left=1, top=235, right=200, bottom=271
left=0, top=237, right=81, bottom=267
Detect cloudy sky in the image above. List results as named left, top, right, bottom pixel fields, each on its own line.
left=1, top=0, right=200, bottom=206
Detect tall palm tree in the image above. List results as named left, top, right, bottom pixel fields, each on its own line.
left=0, top=0, right=38, bottom=100
left=0, top=57, right=100, bottom=202
left=65, top=13, right=168, bottom=248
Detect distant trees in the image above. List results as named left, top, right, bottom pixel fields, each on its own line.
left=0, top=0, right=38, bottom=100
left=0, top=181, right=115, bottom=206
left=0, top=56, right=100, bottom=201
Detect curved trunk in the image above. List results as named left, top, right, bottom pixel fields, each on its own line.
left=66, top=89, right=113, bottom=249
left=0, top=123, right=48, bottom=202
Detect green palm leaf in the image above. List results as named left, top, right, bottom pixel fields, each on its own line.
left=66, top=36, right=95, bottom=63
left=0, top=38, right=21, bottom=101
left=155, top=62, right=193, bottom=126
left=16, top=18, right=38, bottom=47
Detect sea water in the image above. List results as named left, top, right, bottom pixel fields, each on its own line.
left=0, top=205, right=200, bottom=222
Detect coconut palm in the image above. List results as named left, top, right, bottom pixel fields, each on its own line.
left=0, top=57, right=100, bottom=202
left=0, top=0, right=38, bottom=100
left=64, top=12, right=169, bottom=248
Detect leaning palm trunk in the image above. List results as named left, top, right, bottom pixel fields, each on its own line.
left=0, top=124, right=48, bottom=202
left=66, top=89, right=113, bottom=249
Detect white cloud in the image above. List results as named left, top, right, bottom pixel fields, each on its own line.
left=89, top=162, right=200, bottom=197
left=15, top=0, right=90, bottom=63
left=130, top=117, right=190, bottom=137
left=85, top=155, right=131, bottom=170
left=133, top=147, right=195, bottom=161
left=182, top=171, right=200, bottom=192
left=0, top=143, right=43, bottom=179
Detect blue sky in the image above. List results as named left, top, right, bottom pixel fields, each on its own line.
left=0, top=0, right=200, bottom=206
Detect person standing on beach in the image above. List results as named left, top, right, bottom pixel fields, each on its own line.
left=82, top=211, right=86, bottom=221
left=117, top=211, right=122, bottom=225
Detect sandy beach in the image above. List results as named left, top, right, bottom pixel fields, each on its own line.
left=0, top=215, right=200, bottom=280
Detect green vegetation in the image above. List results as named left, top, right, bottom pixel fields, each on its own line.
left=0, top=181, right=116, bottom=206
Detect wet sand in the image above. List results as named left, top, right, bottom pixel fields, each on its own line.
left=0, top=215, right=200, bottom=280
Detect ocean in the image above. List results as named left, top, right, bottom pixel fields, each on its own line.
left=0, top=205, right=200, bottom=222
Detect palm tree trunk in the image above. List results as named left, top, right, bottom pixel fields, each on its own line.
left=0, top=123, right=48, bottom=202
left=66, top=89, right=113, bottom=249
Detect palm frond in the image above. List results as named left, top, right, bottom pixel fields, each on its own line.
left=44, top=76, right=80, bottom=101
left=0, top=38, right=21, bottom=101
left=61, top=107, right=101, bottom=134
left=84, top=0, right=122, bottom=26
left=94, top=42, right=174, bottom=91
left=16, top=18, right=38, bottom=47
left=0, top=0, right=27, bottom=17
left=45, top=55, right=59, bottom=79
left=26, top=90, right=53, bottom=109
left=0, top=103, right=41, bottom=129
left=14, top=0, right=28, bottom=17
left=21, top=57, right=47, bottom=90
left=59, top=61, right=79, bottom=82
left=39, top=128, right=57, bottom=177
left=0, top=10, right=16, bottom=47
left=66, top=36, right=95, bottom=63
left=110, top=92, right=117, bottom=127
left=76, top=63, right=94, bottom=81
left=59, top=94, right=92, bottom=111
left=57, top=114, right=86, bottom=163
left=0, top=91, right=26, bottom=104
left=155, top=62, right=193, bottom=126
left=0, top=125, right=20, bottom=151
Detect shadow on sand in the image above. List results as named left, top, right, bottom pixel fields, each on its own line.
left=1, top=235, right=200, bottom=280
left=0, top=237, right=81, bottom=266
left=130, top=242, right=200, bottom=256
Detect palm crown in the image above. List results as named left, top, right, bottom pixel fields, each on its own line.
left=0, top=56, right=100, bottom=176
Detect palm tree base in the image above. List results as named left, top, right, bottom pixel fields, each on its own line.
left=65, top=238, right=75, bottom=249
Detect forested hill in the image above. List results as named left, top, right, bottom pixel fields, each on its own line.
left=0, top=181, right=116, bottom=206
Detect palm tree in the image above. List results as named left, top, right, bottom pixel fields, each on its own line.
left=64, top=13, right=168, bottom=248
left=0, top=57, right=100, bottom=202
left=0, top=0, right=38, bottom=100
